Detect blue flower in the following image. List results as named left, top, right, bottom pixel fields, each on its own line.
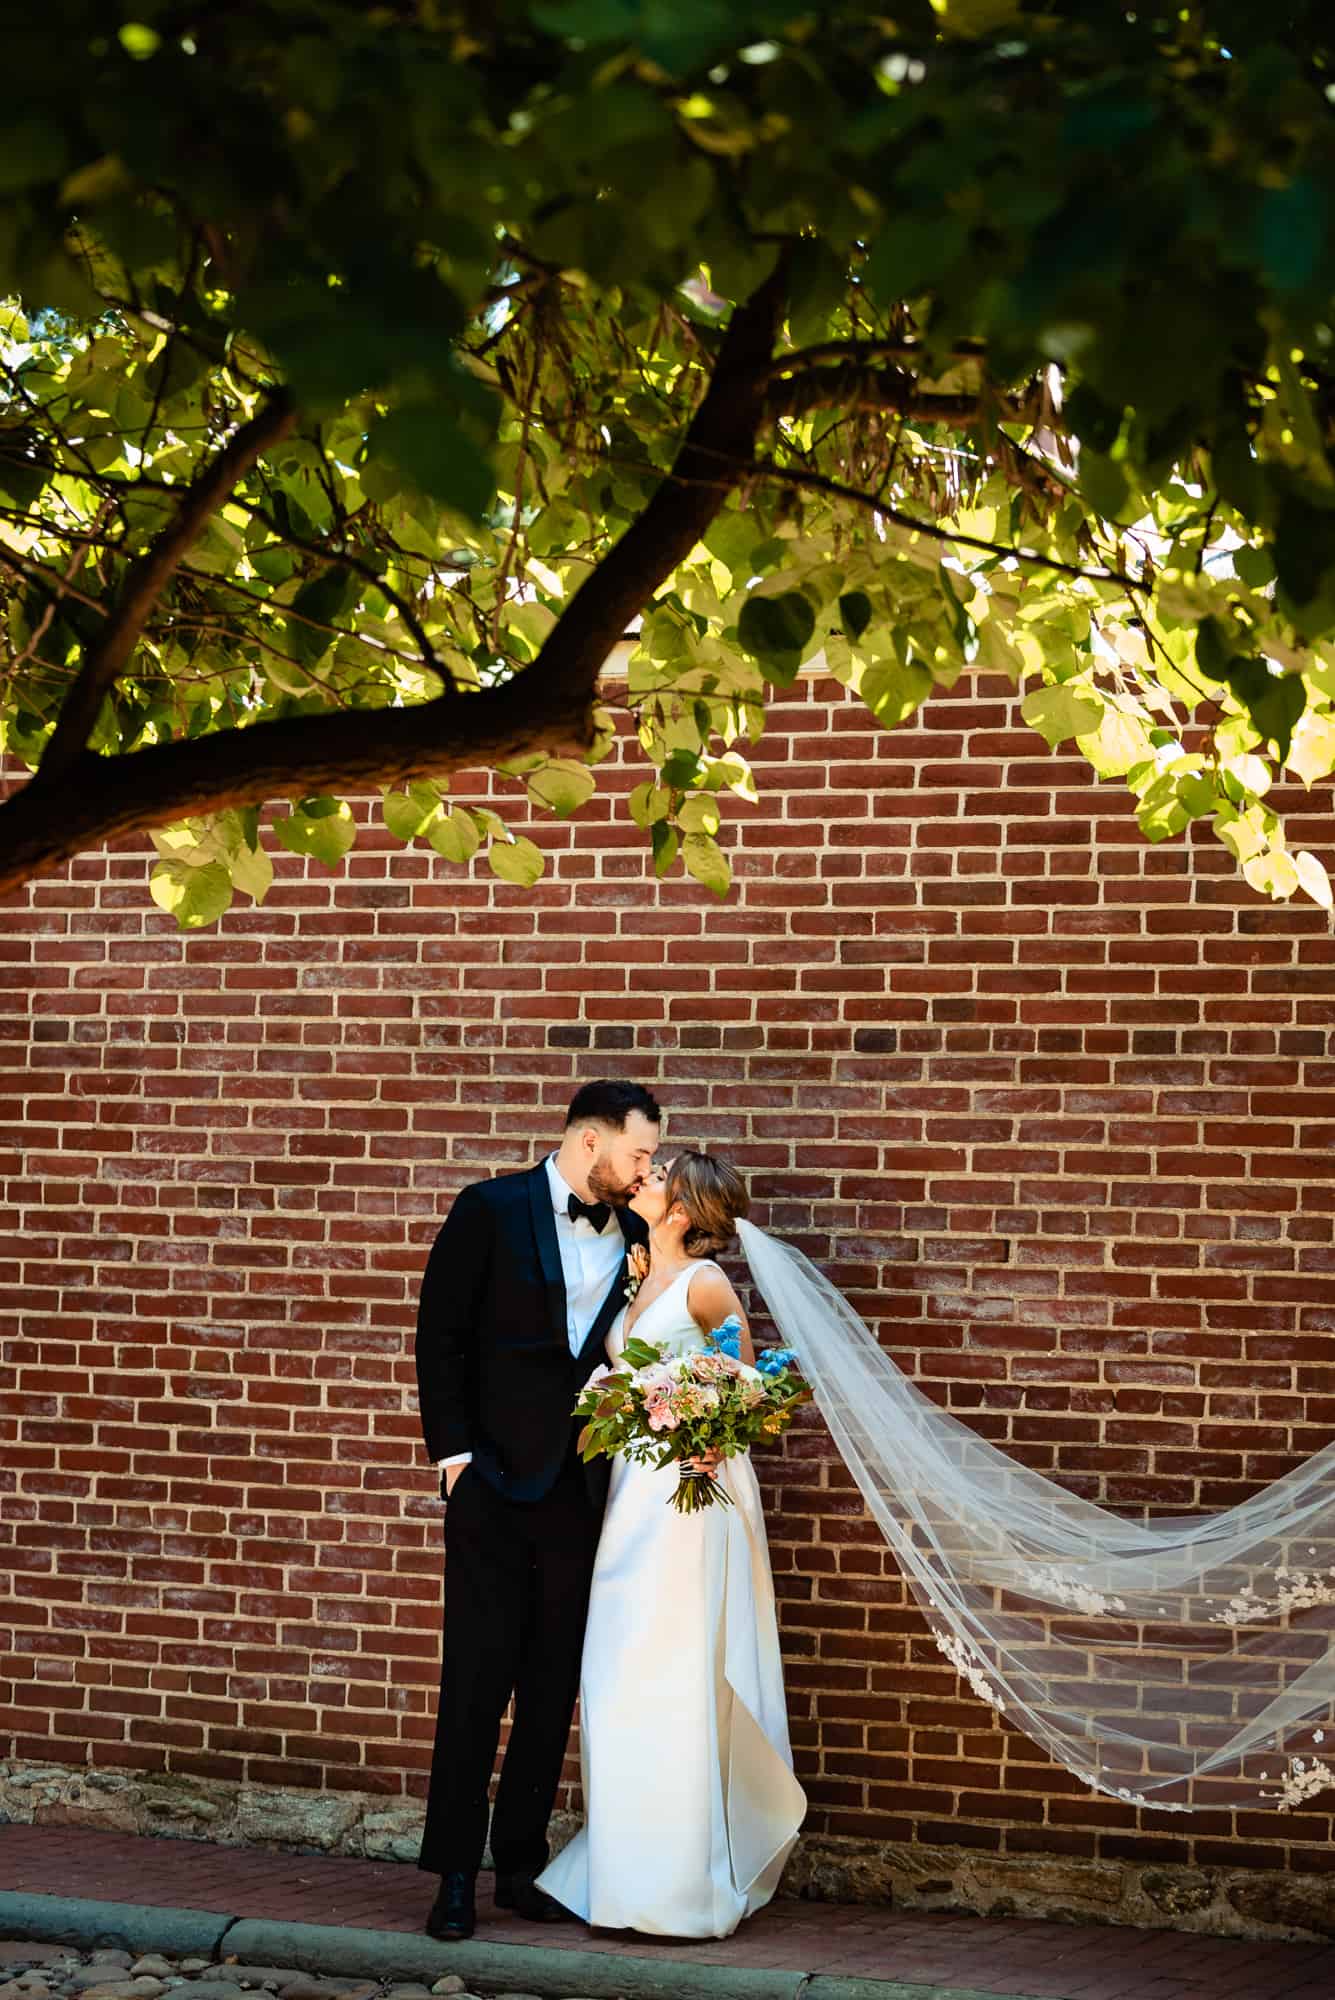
left=757, top=1345, right=799, bottom=1377
left=708, top=1314, right=743, bottom=1359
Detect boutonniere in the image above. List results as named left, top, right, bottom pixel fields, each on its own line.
left=624, top=1242, right=650, bottom=1303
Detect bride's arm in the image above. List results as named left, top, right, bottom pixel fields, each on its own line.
left=687, top=1265, right=754, bottom=1366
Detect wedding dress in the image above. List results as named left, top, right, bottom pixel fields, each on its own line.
left=536, top=1260, right=806, bottom=1938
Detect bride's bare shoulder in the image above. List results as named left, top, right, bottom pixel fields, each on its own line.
left=685, top=1259, right=747, bottom=1333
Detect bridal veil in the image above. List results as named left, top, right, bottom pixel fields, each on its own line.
left=737, top=1218, right=1335, bottom=1813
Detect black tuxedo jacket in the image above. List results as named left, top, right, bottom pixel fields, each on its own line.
left=415, top=1161, right=648, bottom=1504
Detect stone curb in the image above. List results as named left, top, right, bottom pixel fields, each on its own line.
left=0, top=1895, right=1042, bottom=2000
left=0, top=1899, right=233, bottom=1960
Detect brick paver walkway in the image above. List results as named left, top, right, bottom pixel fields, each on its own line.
left=3, top=1825, right=1335, bottom=2000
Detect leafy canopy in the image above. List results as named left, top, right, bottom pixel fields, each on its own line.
left=2, top=1, right=1335, bottom=925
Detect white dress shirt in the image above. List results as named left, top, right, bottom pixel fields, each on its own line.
left=437, top=1155, right=625, bottom=1468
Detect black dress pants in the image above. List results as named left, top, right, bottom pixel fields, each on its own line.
left=418, top=1455, right=603, bottom=1880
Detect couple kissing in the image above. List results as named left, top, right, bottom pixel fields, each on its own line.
left=414, top=1078, right=804, bottom=1943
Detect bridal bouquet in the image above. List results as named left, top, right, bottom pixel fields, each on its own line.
left=574, top=1318, right=811, bottom=1514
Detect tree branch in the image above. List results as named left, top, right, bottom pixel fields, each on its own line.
left=761, top=335, right=988, bottom=378
left=0, top=271, right=790, bottom=898
left=9, top=499, right=116, bottom=678
left=30, top=388, right=297, bottom=791
left=0, top=540, right=115, bottom=625
left=0, top=677, right=590, bottom=890
left=510, top=260, right=788, bottom=711
left=764, top=362, right=1037, bottom=430
left=752, top=457, right=1137, bottom=588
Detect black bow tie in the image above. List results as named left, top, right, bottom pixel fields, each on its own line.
left=567, top=1193, right=611, bottom=1233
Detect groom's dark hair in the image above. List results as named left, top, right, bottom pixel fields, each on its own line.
left=565, top=1079, right=661, bottom=1130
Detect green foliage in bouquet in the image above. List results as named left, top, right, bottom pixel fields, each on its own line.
left=575, top=1334, right=812, bottom=1514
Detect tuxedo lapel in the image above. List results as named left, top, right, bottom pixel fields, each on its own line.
left=527, top=1163, right=567, bottom=1345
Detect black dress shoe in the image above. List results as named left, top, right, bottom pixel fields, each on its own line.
left=494, top=1871, right=572, bottom=1922
left=425, top=1870, right=476, bottom=1940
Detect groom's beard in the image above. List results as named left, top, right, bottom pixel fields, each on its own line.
left=587, top=1159, right=640, bottom=1208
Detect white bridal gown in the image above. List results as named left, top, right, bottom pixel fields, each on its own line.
left=537, top=1261, right=806, bottom=1939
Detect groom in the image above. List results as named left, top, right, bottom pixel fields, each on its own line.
left=414, top=1079, right=660, bottom=1941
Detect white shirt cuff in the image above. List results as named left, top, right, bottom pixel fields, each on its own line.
left=437, top=1452, right=472, bottom=1467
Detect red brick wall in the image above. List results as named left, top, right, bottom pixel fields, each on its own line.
left=4, top=672, right=1335, bottom=1880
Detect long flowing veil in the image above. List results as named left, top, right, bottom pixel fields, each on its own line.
left=736, top=1218, right=1335, bottom=1812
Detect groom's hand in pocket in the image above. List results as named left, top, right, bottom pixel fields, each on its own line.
left=442, top=1460, right=469, bottom=1499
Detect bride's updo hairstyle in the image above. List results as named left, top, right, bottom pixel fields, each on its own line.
left=664, top=1150, right=750, bottom=1258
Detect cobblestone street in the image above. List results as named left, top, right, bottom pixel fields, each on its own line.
left=0, top=1939, right=474, bottom=2000
left=4, top=1826, right=1335, bottom=2000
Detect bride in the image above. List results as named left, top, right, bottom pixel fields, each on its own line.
left=535, top=1142, right=1335, bottom=1903
left=537, top=1149, right=806, bottom=1940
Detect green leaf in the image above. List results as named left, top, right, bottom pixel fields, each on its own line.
left=144, top=337, right=208, bottom=407
left=651, top=821, right=680, bottom=876
left=149, top=859, right=233, bottom=930
left=488, top=835, right=545, bottom=887
left=786, top=237, right=850, bottom=348
left=1021, top=684, right=1104, bottom=750
left=937, top=563, right=978, bottom=662
left=283, top=566, right=360, bottom=669
left=1135, top=774, right=1189, bottom=843
left=858, top=657, right=932, bottom=728
left=1215, top=805, right=1269, bottom=865
left=273, top=797, right=357, bottom=867
left=839, top=591, right=872, bottom=642
left=1296, top=851, right=1334, bottom=910
left=526, top=758, right=597, bottom=817
left=678, top=794, right=721, bottom=835
left=230, top=838, right=273, bottom=904
left=1078, top=450, right=1130, bottom=523
left=587, top=704, right=618, bottom=765
left=737, top=591, right=816, bottom=684
left=1233, top=544, right=1274, bottom=590
left=1177, top=772, right=1217, bottom=819
left=708, top=751, right=758, bottom=799
left=1243, top=671, right=1305, bottom=764
left=622, top=1336, right=666, bottom=1369
left=661, top=749, right=703, bottom=789
left=1287, top=711, right=1335, bottom=788
left=1243, top=849, right=1300, bottom=899
left=427, top=807, right=482, bottom=864
left=681, top=831, right=731, bottom=897
left=628, top=781, right=673, bottom=827
left=372, top=403, right=496, bottom=521
left=0, top=433, right=48, bottom=509
left=1077, top=706, right=1154, bottom=778
left=1195, top=616, right=1237, bottom=683
left=864, top=212, right=969, bottom=301
left=468, top=806, right=509, bottom=842
left=383, top=789, right=439, bottom=841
